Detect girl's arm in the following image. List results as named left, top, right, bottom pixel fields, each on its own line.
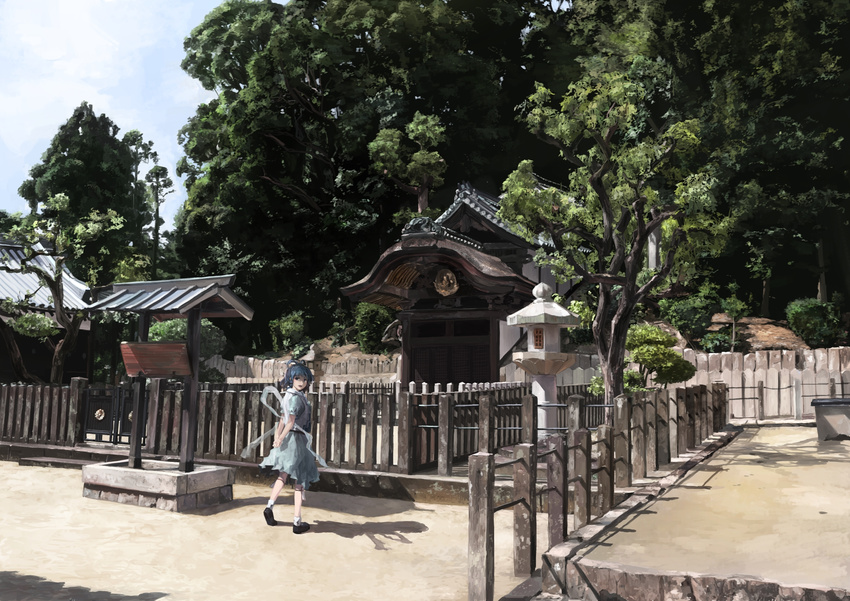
left=273, top=413, right=296, bottom=447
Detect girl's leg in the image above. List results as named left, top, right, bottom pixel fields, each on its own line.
left=292, top=483, right=309, bottom=534
left=263, top=472, right=289, bottom=526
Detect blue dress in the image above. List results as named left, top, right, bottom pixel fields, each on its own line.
left=258, top=388, right=320, bottom=490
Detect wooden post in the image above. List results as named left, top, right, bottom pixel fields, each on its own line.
left=397, top=390, right=413, bottom=474
left=631, top=392, right=646, bottom=481
left=513, top=442, right=536, bottom=575
left=521, top=393, right=537, bottom=444
left=656, top=389, right=670, bottom=466
left=179, top=307, right=201, bottom=472
left=757, top=381, right=765, bottom=421
left=645, top=390, right=657, bottom=473
left=348, top=388, right=362, bottom=469
left=128, top=378, right=145, bottom=468
left=68, top=377, right=87, bottom=445
left=596, top=424, right=614, bottom=515
left=612, top=395, right=631, bottom=488
left=438, top=393, right=454, bottom=477
left=380, top=386, right=394, bottom=471
left=145, top=378, right=162, bottom=453
left=333, top=382, right=348, bottom=466
left=319, top=385, right=332, bottom=462
left=573, top=429, right=592, bottom=529
left=478, top=394, right=494, bottom=453
left=546, top=435, right=567, bottom=547
left=468, top=452, right=495, bottom=601
left=677, top=388, right=687, bottom=453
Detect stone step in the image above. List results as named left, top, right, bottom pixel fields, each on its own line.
left=19, top=456, right=96, bottom=470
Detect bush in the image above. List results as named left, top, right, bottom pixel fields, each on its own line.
left=354, top=302, right=396, bottom=354
left=148, top=318, right=228, bottom=382
left=785, top=298, right=842, bottom=348
left=658, top=284, right=718, bottom=342
left=269, top=311, right=309, bottom=355
left=700, top=330, right=733, bottom=353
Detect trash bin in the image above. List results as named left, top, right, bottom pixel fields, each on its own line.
left=811, top=398, right=850, bottom=440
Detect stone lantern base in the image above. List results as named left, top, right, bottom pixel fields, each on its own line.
left=512, top=352, right=576, bottom=376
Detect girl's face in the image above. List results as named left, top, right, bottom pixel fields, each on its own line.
left=292, top=375, right=309, bottom=391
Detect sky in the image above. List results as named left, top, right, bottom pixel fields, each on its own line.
left=0, top=0, right=225, bottom=231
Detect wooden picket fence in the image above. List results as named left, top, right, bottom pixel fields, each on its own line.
left=467, top=383, right=729, bottom=601
left=0, top=380, right=86, bottom=446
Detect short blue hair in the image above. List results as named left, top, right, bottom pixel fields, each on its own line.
left=280, top=361, right=314, bottom=389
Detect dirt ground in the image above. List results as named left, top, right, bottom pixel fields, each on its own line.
left=0, top=461, right=544, bottom=601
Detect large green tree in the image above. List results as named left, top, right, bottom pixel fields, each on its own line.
left=0, top=194, right=123, bottom=384
left=176, top=0, right=578, bottom=352
left=500, top=63, right=729, bottom=401
left=18, top=102, right=157, bottom=287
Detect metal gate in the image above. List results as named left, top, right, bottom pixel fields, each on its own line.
left=82, top=385, right=142, bottom=444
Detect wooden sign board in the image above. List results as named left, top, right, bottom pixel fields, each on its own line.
left=120, top=341, right=192, bottom=377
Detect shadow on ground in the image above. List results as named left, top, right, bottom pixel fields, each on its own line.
left=0, top=572, right=167, bottom=601
left=308, top=520, right=429, bottom=550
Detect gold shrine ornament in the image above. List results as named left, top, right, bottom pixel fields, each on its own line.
left=434, top=268, right=459, bottom=296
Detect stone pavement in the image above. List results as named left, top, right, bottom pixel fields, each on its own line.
left=570, top=425, right=850, bottom=594
left=0, top=461, right=544, bottom=601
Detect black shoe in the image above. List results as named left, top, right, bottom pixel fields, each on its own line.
left=263, top=507, right=277, bottom=526
left=293, top=522, right=310, bottom=534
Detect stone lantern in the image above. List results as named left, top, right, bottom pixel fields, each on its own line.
left=507, top=283, right=581, bottom=439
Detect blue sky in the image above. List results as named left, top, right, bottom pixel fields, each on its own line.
left=0, top=0, right=224, bottom=231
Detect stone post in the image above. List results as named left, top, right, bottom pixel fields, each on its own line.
left=468, top=452, right=495, bottom=601
left=546, top=435, right=567, bottom=547
left=612, top=395, right=631, bottom=488
left=438, top=393, right=454, bottom=477
left=630, top=392, right=646, bottom=481
left=596, top=424, right=614, bottom=514
left=573, top=428, right=592, bottom=529
left=513, top=443, right=537, bottom=575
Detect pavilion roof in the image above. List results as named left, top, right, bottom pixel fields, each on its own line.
left=0, top=241, right=90, bottom=312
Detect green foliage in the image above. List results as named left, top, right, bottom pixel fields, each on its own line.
left=8, top=312, right=59, bottom=341
left=391, top=207, right=443, bottom=227
left=626, top=324, right=695, bottom=387
left=700, top=331, right=735, bottom=354
left=354, top=303, right=396, bottom=355
left=269, top=311, right=309, bottom=356
left=589, top=370, right=644, bottom=396
left=785, top=298, right=843, bottom=348
left=658, top=283, right=719, bottom=343
left=148, top=318, right=229, bottom=382
left=148, top=318, right=228, bottom=360
left=175, top=0, right=574, bottom=353
left=17, top=102, right=157, bottom=286
left=568, top=300, right=595, bottom=328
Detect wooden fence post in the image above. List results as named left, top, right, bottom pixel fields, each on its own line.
left=468, top=452, right=495, bottom=601
left=479, top=394, right=494, bottom=453
left=656, top=390, right=670, bottom=466
left=596, top=424, right=614, bottom=515
left=573, top=429, right=592, bottom=529
left=145, top=379, right=162, bottom=453
left=612, top=395, right=631, bottom=488
left=521, top=393, right=537, bottom=443
left=546, top=435, right=567, bottom=547
left=397, top=389, right=413, bottom=475
left=0, top=385, right=8, bottom=441
left=319, top=384, right=332, bottom=463
left=438, top=393, right=454, bottom=477
left=677, top=388, right=687, bottom=453
left=513, top=442, right=537, bottom=576
left=757, top=381, right=765, bottom=421
left=380, top=385, right=394, bottom=471
left=333, top=382, right=348, bottom=466
left=69, top=377, right=87, bottom=445
left=631, top=392, right=646, bottom=481
left=348, top=386, right=362, bottom=469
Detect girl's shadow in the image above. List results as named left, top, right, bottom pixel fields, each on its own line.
left=308, top=520, right=429, bottom=550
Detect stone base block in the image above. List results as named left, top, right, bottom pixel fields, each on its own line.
left=81, top=459, right=235, bottom=512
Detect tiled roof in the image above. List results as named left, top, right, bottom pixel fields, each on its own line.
left=0, top=241, right=90, bottom=311
left=89, top=274, right=254, bottom=321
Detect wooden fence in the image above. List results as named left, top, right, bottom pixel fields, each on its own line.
left=0, top=380, right=86, bottom=446
left=467, top=383, right=729, bottom=601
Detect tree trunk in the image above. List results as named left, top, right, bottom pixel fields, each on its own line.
left=593, top=285, right=632, bottom=404
left=760, top=278, right=771, bottom=317
left=49, top=316, right=82, bottom=385
left=0, top=318, right=44, bottom=383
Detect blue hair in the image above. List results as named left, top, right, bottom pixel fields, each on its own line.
left=280, top=361, right=314, bottom=389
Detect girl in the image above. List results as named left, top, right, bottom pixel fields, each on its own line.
left=260, top=361, right=320, bottom=533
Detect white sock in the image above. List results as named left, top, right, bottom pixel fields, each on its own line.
left=293, top=516, right=301, bottom=525
left=267, top=500, right=274, bottom=509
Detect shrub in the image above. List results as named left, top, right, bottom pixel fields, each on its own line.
left=658, top=283, right=718, bottom=342
left=785, top=298, right=842, bottom=348
left=269, top=311, right=308, bottom=355
left=148, top=318, right=228, bottom=382
left=354, top=302, right=396, bottom=354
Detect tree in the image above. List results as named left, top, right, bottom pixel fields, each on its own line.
left=500, top=66, right=727, bottom=402
left=0, top=194, right=123, bottom=383
left=18, top=102, right=154, bottom=286
left=369, top=111, right=447, bottom=214
left=176, top=0, right=580, bottom=352
left=145, top=163, right=174, bottom=281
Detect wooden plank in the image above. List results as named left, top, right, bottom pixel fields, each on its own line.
left=0, top=386, right=8, bottom=440
left=39, top=386, right=51, bottom=442
left=364, top=390, right=377, bottom=470
left=348, top=389, right=362, bottom=469
left=779, top=368, right=794, bottom=418
left=120, top=342, right=191, bottom=377
left=221, top=391, right=234, bottom=460
left=58, top=387, right=70, bottom=446
left=48, top=385, right=59, bottom=444
left=234, top=391, right=248, bottom=462
left=319, top=386, right=332, bottom=463
left=764, top=367, right=780, bottom=418
left=145, top=381, right=161, bottom=453
left=333, top=384, right=347, bottom=466
left=22, top=385, right=34, bottom=442
left=380, top=387, right=393, bottom=471
left=29, top=385, right=41, bottom=443
left=171, top=390, right=183, bottom=455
